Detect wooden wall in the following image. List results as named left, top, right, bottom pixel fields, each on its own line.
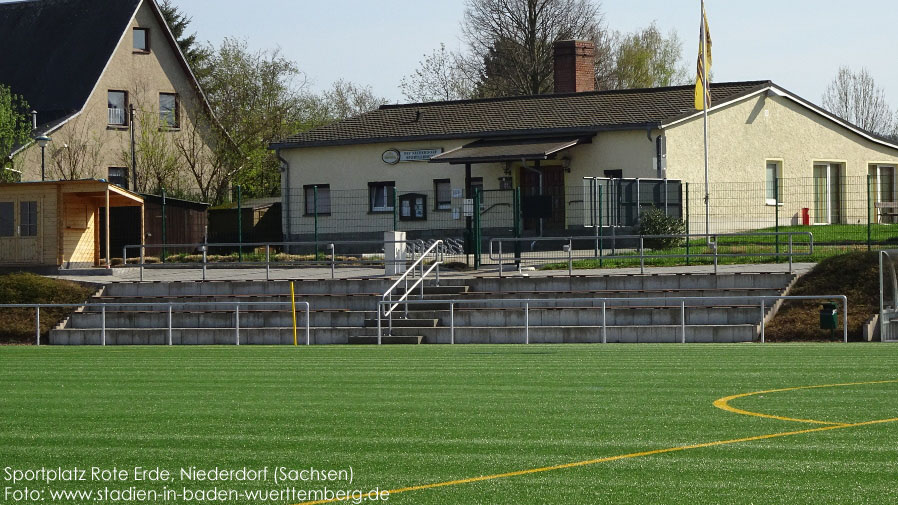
left=0, top=185, right=58, bottom=266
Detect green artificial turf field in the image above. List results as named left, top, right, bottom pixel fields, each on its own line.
left=1, top=344, right=897, bottom=505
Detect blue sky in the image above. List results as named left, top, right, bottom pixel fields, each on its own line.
left=175, top=0, right=898, bottom=107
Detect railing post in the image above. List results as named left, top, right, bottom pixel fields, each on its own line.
left=680, top=300, right=686, bottom=344
left=305, top=303, right=310, bottom=345
left=329, top=243, right=335, bottom=280
left=524, top=302, right=529, bottom=344
left=235, top=303, right=240, bottom=345
left=498, top=240, right=503, bottom=279
left=140, top=247, right=145, bottom=282
left=377, top=302, right=382, bottom=343
left=35, top=306, right=40, bottom=346
left=202, top=243, right=207, bottom=281
left=601, top=301, right=607, bottom=344
left=843, top=296, right=849, bottom=343
left=639, top=236, right=645, bottom=274
left=760, top=299, right=766, bottom=343
left=265, top=244, right=270, bottom=281
left=788, top=235, right=793, bottom=274
left=167, top=303, right=172, bottom=346
left=568, top=239, right=573, bottom=277
left=450, top=302, right=455, bottom=345
left=713, top=240, right=718, bottom=275
left=101, top=305, right=106, bottom=346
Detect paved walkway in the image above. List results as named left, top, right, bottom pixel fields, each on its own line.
left=49, top=262, right=815, bottom=284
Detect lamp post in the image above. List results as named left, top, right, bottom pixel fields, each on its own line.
left=35, top=135, right=51, bottom=181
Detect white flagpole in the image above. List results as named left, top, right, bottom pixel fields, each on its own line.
left=701, top=1, right=711, bottom=242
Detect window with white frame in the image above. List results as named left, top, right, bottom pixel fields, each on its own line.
left=304, top=185, right=331, bottom=215
left=434, top=179, right=451, bottom=210
left=765, top=161, right=782, bottom=204
left=369, top=182, right=395, bottom=212
left=107, top=91, right=128, bottom=126
left=159, top=93, right=179, bottom=128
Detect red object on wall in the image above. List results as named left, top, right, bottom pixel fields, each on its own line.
left=801, top=208, right=810, bottom=226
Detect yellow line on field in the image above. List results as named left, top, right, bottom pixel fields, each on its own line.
left=293, top=379, right=898, bottom=505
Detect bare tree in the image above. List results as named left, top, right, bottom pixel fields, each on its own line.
left=461, top=0, right=609, bottom=97
left=400, top=44, right=476, bottom=102
left=822, top=66, right=895, bottom=136
left=173, top=111, right=236, bottom=204
left=47, top=116, right=105, bottom=180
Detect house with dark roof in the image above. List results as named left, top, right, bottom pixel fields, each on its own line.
left=271, top=40, right=898, bottom=241
left=0, top=0, right=224, bottom=195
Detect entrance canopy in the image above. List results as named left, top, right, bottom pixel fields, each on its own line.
left=429, top=137, right=588, bottom=165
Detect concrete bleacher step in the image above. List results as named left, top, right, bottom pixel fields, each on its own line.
left=362, top=318, right=438, bottom=328
left=383, top=325, right=758, bottom=343
left=348, top=335, right=424, bottom=345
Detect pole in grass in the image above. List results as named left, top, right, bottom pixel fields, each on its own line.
left=291, top=281, right=298, bottom=346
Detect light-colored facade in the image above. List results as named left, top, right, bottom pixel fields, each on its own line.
left=277, top=82, right=898, bottom=238
left=9, top=0, right=219, bottom=196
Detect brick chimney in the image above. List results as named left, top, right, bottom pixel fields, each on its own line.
left=553, top=40, right=595, bottom=93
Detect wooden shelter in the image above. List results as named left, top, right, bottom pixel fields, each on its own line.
left=0, top=180, right=144, bottom=269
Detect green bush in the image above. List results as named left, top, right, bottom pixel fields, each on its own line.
left=637, top=208, right=686, bottom=250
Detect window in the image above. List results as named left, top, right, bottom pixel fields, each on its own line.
left=159, top=93, right=179, bottom=128
left=0, top=202, right=13, bottom=237
left=399, top=193, right=427, bottom=221
left=107, top=91, right=128, bottom=126
left=369, top=182, right=395, bottom=212
left=19, top=201, right=37, bottom=236
left=498, top=176, right=513, bottom=190
left=304, top=185, right=331, bottom=215
left=434, top=179, right=451, bottom=210
left=133, top=28, right=149, bottom=52
left=108, top=167, right=128, bottom=189
left=765, top=161, right=782, bottom=204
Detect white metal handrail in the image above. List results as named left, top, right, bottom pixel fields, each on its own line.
left=379, top=240, right=444, bottom=343
left=490, top=232, right=814, bottom=276
left=377, top=294, right=848, bottom=344
left=122, top=239, right=426, bottom=281
left=4, top=301, right=311, bottom=346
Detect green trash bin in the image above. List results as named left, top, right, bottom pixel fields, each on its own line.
left=820, top=302, right=838, bottom=330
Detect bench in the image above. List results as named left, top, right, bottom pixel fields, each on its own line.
left=874, top=202, right=898, bottom=223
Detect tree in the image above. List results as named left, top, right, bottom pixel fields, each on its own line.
left=314, top=80, right=387, bottom=121
left=609, top=22, right=689, bottom=89
left=122, top=109, right=182, bottom=195
left=47, top=116, right=105, bottom=181
left=400, top=44, right=476, bottom=102
left=822, top=66, right=895, bottom=136
left=460, top=0, right=609, bottom=97
left=0, top=83, right=31, bottom=181
left=159, top=0, right=210, bottom=77
left=173, top=110, right=238, bottom=204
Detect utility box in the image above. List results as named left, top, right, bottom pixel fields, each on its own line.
left=384, top=231, right=407, bottom=275
left=820, top=302, right=838, bottom=330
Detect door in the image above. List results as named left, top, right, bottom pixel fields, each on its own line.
left=519, top=165, right=566, bottom=233
left=813, top=163, right=842, bottom=224
left=870, top=165, right=896, bottom=223
left=0, top=198, right=41, bottom=264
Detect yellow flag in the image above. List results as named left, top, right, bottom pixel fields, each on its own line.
left=694, top=0, right=712, bottom=110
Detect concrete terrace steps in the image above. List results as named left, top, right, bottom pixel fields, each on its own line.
left=48, top=271, right=798, bottom=345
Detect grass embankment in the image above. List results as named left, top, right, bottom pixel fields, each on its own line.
left=766, top=251, right=880, bottom=341
left=0, top=272, right=95, bottom=344
left=1, top=345, right=897, bottom=504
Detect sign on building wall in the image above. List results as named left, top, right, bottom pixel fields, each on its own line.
left=382, top=148, right=443, bottom=164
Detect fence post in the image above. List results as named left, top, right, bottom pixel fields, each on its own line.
left=167, top=303, right=172, bottom=346
left=773, top=174, right=780, bottom=263
left=35, top=306, right=40, bottom=346
left=568, top=238, right=573, bottom=277
left=498, top=240, right=503, bottom=279
left=680, top=300, right=686, bottom=344
left=329, top=243, right=335, bottom=279
left=639, top=236, right=645, bottom=274
left=450, top=302, right=455, bottom=345
left=473, top=188, right=482, bottom=269
left=713, top=240, right=718, bottom=275
left=513, top=187, right=522, bottom=268
left=265, top=244, right=270, bottom=281
left=202, top=242, right=207, bottom=281
left=235, top=303, right=240, bottom=345
left=598, top=185, right=604, bottom=267
left=101, top=305, right=106, bottom=346
left=601, top=301, right=607, bottom=344
left=524, top=302, right=529, bottom=344
left=161, top=187, right=167, bottom=263
left=392, top=189, right=398, bottom=231
left=788, top=235, right=793, bottom=274
left=867, top=174, right=872, bottom=252
left=237, top=184, right=243, bottom=262
left=313, top=185, right=319, bottom=259
left=760, top=299, right=766, bottom=343
left=685, top=182, right=690, bottom=266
